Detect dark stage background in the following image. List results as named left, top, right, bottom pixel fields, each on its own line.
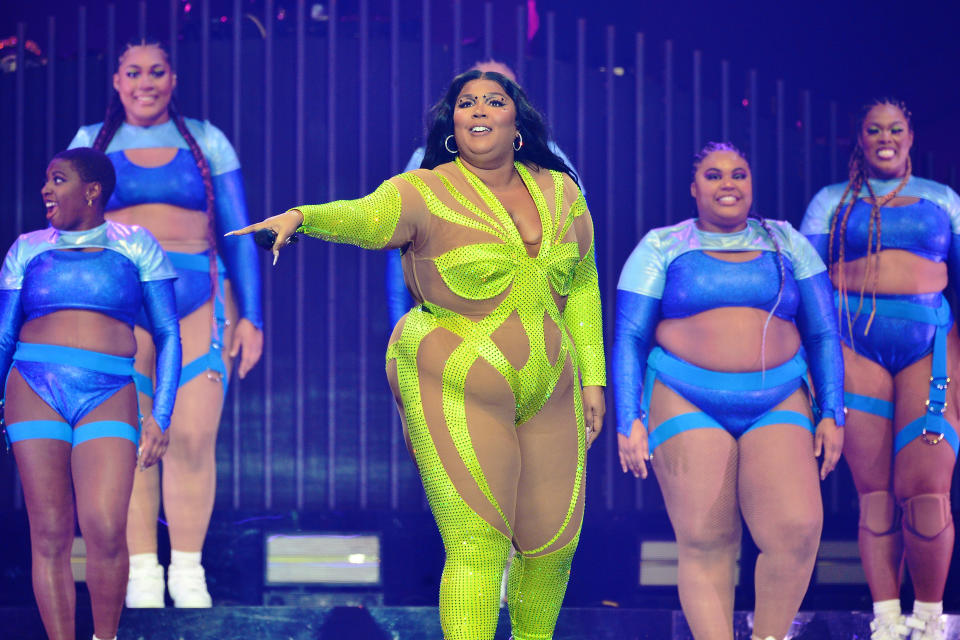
left=0, top=0, right=958, bottom=611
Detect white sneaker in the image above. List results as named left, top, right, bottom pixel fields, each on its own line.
left=125, top=562, right=165, bottom=608
left=905, top=612, right=946, bottom=640
left=870, top=614, right=910, bottom=640
left=167, top=564, right=213, bottom=608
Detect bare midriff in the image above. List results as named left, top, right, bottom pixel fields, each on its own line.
left=104, top=148, right=211, bottom=253
left=20, top=310, right=136, bottom=357
left=656, top=309, right=801, bottom=373
left=830, top=250, right=946, bottom=296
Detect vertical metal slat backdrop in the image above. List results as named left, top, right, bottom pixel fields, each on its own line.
left=3, top=1, right=959, bottom=519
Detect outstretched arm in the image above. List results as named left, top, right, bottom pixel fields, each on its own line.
left=227, top=179, right=421, bottom=264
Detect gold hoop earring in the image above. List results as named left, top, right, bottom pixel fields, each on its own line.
left=444, top=135, right=458, bottom=155
left=513, top=131, right=523, bottom=152
left=86, top=197, right=93, bottom=207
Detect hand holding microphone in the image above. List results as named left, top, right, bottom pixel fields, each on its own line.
left=226, top=209, right=304, bottom=265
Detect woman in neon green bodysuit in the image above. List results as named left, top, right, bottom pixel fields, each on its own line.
left=230, top=70, right=605, bottom=640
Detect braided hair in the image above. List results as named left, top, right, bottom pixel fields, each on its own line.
left=826, top=98, right=913, bottom=341
left=693, top=142, right=785, bottom=375
left=94, top=38, right=221, bottom=334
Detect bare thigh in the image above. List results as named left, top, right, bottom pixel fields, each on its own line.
left=842, top=343, right=896, bottom=493
left=648, top=380, right=742, bottom=546
left=512, top=355, right=584, bottom=555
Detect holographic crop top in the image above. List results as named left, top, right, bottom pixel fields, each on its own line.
left=0, top=221, right=176, bottom=325
left=69, top=118, right=239, bottom=211
left=618, top=218, right=826, bottom=320
left=801, top=176, right=960, bottom=264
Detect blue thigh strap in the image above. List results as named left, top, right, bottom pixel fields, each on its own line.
left=838, top=294, right=957, bottom=457
left=844, top=391, right=895, bottom=420
left=647, top=410, right=814, bottom=453
left=135, top=252, right=228, bottom=400
left=6, top=420, right=137, bottom=447
left=6, top=420, right=72, bottom=444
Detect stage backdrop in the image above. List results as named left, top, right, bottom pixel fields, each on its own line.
left=2, top=0, right=958, bottom=522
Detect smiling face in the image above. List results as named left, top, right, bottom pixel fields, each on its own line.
left=859, top=103, right=913, bottom=179
left=451, top=78, right=518, bottom=165
left=690, top=150, right=753, bottom=232
left=41, top=158, right=103, bottom=231
left=113, top=44, right=176, bottom=127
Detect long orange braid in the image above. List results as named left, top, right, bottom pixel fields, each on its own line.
left=826, top=98, right=913, bottom=346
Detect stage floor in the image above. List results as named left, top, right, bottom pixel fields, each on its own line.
left=3, top=606, right=960, bottom=639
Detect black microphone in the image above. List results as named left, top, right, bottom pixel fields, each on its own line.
left=253, top=228, right=299, bottom=250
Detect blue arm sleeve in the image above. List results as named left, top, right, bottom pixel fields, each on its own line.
left=0, top=289, right=24, bottom=393
left=612, top=289, right=660, bottom=436
left=213, top=169, right=263, bottom=329
left=795, top=271, right=845, bottom=426
left=142, top=280, right=182, bottom=431
left=386, top=250, right=413, bottom=327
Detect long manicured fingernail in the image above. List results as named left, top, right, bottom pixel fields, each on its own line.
left=272, top=251, right=279, bottom=266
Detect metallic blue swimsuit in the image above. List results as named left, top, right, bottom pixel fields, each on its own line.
left=801, top=176, right=960, bottom=455
left=0, top=222, right=180, bottom=445
left=70, top=118, right=262, bottom=396
left=613, top=218, right=844, bottom=452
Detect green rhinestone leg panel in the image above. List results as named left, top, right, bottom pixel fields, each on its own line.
left=389, top=309, right=512, bottom=639
left=507, top=528, right=582, bottom=640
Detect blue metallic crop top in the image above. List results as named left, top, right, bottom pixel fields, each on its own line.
left=0, top=222, right=176, bottom=326
left=104, top=149, right=207, bottom=212
left=618, top=218, right=826, bottom=319
left=801, top=176, right=960, bottom=264
left=69, top=119, right=239, bottom=212
left=661, top=250, right=799, bottom=320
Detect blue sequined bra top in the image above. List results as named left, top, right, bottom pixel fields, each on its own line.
left=660, top=250, right=799, bottom=320
left=0, top=222, right=177, bottom=326
left=106, top=149, right=207, bottom=212
left=826, top=198, right=951, bottom=263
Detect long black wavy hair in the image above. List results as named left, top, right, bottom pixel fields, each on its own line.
left=421, top=69, right=578, bottom=186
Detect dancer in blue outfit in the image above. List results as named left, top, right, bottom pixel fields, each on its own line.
left=69, top=38, right=263, bottom=608
left=0, top=148, right=180, bottom=640
left=613, top=143, right=844, bottom=640
left=800, top=99, right=959, bottom=640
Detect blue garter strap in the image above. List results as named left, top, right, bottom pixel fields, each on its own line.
left=837, top=292, right=958, bottom=457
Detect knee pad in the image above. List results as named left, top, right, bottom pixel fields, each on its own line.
left=859, top=491, right=900, bottom=536
left=900, top=493, right=952, bottom=540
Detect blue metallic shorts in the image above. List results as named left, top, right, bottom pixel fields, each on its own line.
left=642, top=347, right=814, bottom=453
left=134, top=251, right=228, bottom=397
left=4, top=342, right=139, bottom=446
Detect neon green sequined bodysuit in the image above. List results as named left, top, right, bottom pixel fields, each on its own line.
left=295, top=159, right=605, bottom=640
